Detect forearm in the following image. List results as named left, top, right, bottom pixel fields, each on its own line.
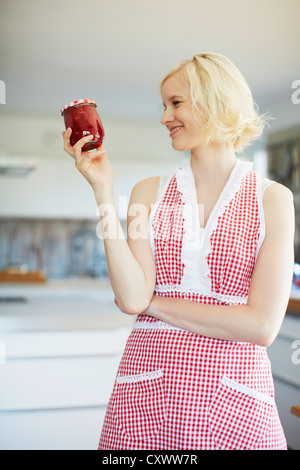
left=94, top=188, right=153, bottom=314
left=145, top=295, right=274, bottom=346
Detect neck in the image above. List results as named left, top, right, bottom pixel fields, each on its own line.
left=190, top=142, right=237, bottom=187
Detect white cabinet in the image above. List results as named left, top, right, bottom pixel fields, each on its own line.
left=0, top=158, right=98, bottom=218
left=0, top=408, right=107, bottom=451
left=0, top=327, right=132, bottom=450
left=0, top=157, right=179, bottom=219
left=267, top=314, right=300, bottom=450
left=0, top=159, right=62, bottom=218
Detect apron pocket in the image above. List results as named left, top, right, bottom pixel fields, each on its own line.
left=113, top=369, right=166, bottom=441
left=208, top=376, right=274, bottom=450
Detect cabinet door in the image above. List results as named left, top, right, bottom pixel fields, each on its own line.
left=0, top=407, right=106, bottom=450
left=0, top=159, right=61, bottom=217
left=273, top=379, right=300, bottom=450
left=0, top=355, right=121, bottom=411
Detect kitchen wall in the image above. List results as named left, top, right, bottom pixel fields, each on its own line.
left=0, top=217, right=109, bottom=279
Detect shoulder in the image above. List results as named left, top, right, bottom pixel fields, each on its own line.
left=132, top=176, right=160, bottom=193
left=263, top=181, right=294, bottom=209
left=131, top=176, right=160, bottom=202
left=263, top=181, right=295, bottom=235
left=129, top=176, right=160, bottom=212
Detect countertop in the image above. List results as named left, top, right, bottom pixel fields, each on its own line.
left=0, top=278, right=135, bottom=333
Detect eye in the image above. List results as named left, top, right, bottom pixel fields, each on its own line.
left=161, top=100, right=182, bottom=113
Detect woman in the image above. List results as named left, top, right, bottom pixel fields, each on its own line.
left=63, top=52, right=294, bottom=450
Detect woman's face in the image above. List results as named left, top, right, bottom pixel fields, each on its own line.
left=161, top=72, right=206, bottom=152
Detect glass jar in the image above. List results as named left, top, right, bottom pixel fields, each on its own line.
left=61, top=99, right=105, bottom=151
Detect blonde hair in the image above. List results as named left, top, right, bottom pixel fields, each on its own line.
left=160, top=52, right=268, bottom=152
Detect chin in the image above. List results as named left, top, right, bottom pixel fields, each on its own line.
left=172, top=140, right=189, bottom=152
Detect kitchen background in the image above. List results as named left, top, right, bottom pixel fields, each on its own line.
left=0, top=0, right=300, bottom=451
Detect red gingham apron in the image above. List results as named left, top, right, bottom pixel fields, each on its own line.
left=98, top=159, right=287, bottom=450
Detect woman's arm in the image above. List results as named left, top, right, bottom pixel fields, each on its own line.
left=97, top=176, right=158, bottom=314
left=62, top=128, right=158, bottom=314
left=144, top=182, right=295, bottom=347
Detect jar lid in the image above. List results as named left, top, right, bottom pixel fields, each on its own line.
left=60, top=99, right=97, bottom=115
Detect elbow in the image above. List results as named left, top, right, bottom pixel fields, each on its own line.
left=115, top=296, right=152, bottom=316
left=260, top=331, right=278, bottom=348
left=245, top=304, right=282, bottom=347
left=254, top=320, right=279, bottom=348
left=255, top=333, right=274, bottom=348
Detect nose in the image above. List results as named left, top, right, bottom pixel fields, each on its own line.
left=161, top=107, right=174, bottom=126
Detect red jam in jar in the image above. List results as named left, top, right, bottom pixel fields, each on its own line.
left=61, top=99, right=104, bottom=151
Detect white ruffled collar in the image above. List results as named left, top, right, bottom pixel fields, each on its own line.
left=176, top=158, right=253, bottom=227
left=169, top=157, right=254, bottom=302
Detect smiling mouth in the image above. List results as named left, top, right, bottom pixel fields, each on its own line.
left=169, top=126, right=183, bottom=137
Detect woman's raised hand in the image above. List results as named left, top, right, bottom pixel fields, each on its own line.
left=62, top=127, right=113, bottom=195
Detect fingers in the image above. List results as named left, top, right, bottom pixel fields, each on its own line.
left=62, top=128, right=108, bottom=181
left=62, top=128, right=98, bottom=161
left=72, top=133, right=94, bottom=154
left=62, top=127, right=74, bottom=157
left=62, top=126, right=90, bottom=153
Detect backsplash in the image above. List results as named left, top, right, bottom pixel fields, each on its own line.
left=0, top=218, right=110, bottom=279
